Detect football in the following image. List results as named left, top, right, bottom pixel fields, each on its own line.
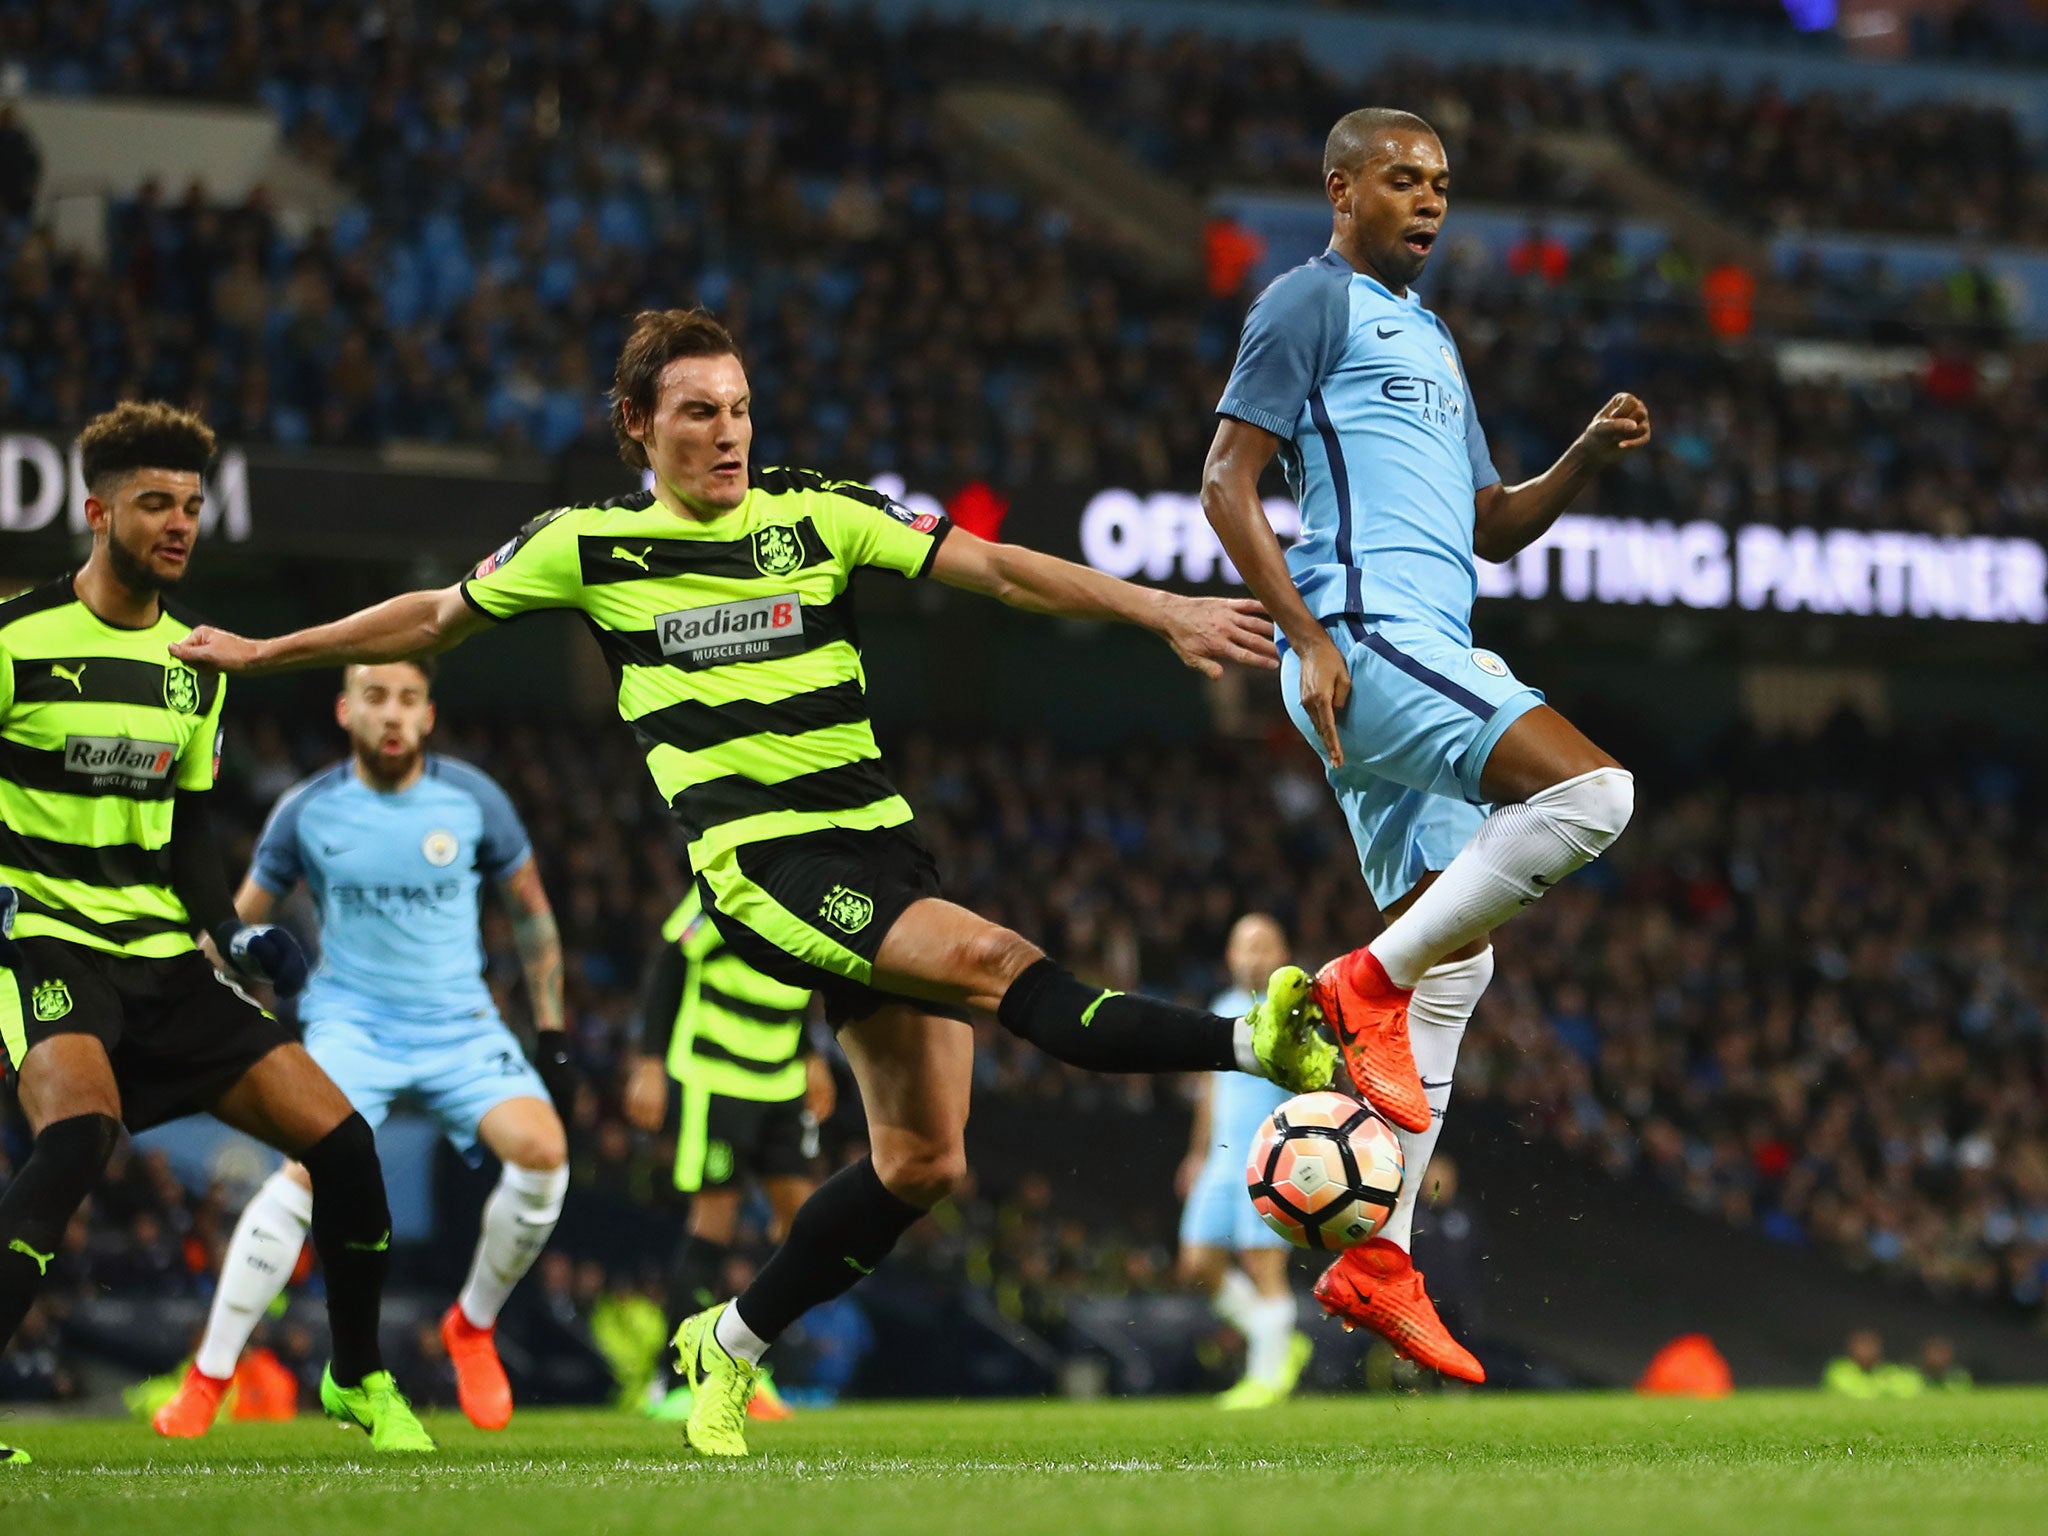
left=1245, top=1091, right=1405, bottom=1251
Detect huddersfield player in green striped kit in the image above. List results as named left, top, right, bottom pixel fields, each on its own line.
left=0, top=404, right=429, bottom=1466
left=624, top=888, right=835, bottom=1421
left=174, top=309, right=1338, bottom=1458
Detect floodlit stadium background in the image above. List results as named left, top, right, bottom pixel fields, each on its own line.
left=4, top=0, right=2048, bottom=1409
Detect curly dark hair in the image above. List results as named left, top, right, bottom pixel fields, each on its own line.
left=76, top=401, right=217, bottom=492
left=608, top=308, right=739, bottom=469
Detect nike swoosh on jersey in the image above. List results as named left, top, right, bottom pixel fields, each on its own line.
left=1376, top=325, right=1403, bottom=338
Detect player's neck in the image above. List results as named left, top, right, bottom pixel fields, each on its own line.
left=352, top=752, right=427, bottom=793
left=652, top=478, right=742, bottom=526
left=1329, top=236, right=1406, bottom=297
left=72, top=554, right=161, bottom=630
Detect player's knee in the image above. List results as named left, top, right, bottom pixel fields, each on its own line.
left=299, top=1111, right=385, bottom=1199
left=500, top=1121, right=568, bottom=1174
left=1537, top=765, right=1634, bottom=857
left=0, top=1113, right=120, bottom=1255
left=962, top=924, right=1043, bottom=997
left=874, top=1142, right=969, bottom=1209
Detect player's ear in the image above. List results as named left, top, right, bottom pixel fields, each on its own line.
left=82, top=494, right=110, bottom=536
left=421, top=698, right=437, bottom=737
left=335, top=689, right=350, bottom=731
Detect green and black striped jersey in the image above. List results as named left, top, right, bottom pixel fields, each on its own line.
left=660, top=889, right=810, bottom=1102
left=459, top=469, right=951, bottom=873
left=0, top=575, right=225, bottom=957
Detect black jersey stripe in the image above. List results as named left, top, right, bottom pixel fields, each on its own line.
left=670, top=758, right=901, bottom=842
left=0, top=574, right=83, bottom=629
left=682, top=1029, right=808, bottom=1078
left=0, top=824, right=172, bottom=888
left=627, top=679, right=870, bottom=756
left=11, top=655, right=220, bottom=713
left=12, top=891, right=189, bottom=943
left=698, top=979, right=807, bottom=1026
left=0, top=737, right=181, bottom=799
left=575, top=519, right=830, bottom=587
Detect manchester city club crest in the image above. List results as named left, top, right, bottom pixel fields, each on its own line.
left=422, top=830, right=460, bottom=867
left=819, top=884, right=875, bottom=934
left=752, top=524, right=805, bottom=577
left=163, top=663, right=200, bottom=714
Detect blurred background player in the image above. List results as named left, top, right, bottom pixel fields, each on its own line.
left=151, top=659, right=572, bottom=1437
left=0, top=404, right=425, bottom=1460
left=624, top=888, right=838, bottom=1422
left=1175, top=913, right=1309, bottom=1410
left=1202, top=107, right=1650, bottom=1381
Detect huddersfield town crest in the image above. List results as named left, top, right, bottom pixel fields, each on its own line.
left=163, top=663, right=200, bottom=714
left=31, top=979, right=71, bottom=1021
left=752, top=525, right=804, bottom=578
left=819, top=885, right=874, bottom=934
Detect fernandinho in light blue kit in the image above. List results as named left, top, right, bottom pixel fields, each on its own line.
left=152, top=662, right=571, bottom=1441
left=1202, top=107, right=1648, bottom=1379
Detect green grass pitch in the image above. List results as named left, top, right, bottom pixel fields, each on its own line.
left=4, top=1392, right=2045, bottom=1536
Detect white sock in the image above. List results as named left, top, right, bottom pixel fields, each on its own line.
left=1230, top=1014, right=1260, bottom=1075
left=457, top=1162, right=568, bottom=1328
left=1212, top=1265, right=1260, bottom=1334
left=715, top=1299, right=772, bottom=1365
left=1378, top=948, right=1494, bottom=1252
left=1244, top=1293, right=1298, bottom=1385
left=1369, top=768, right=1633, bottom=986
left=194, top=1170, right=313, bottom=1380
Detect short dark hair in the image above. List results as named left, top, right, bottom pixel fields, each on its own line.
left=609, top=308, right=739, bottom=469
left=77, top=401, right=217, bottom=493
left=1323, top=108, right=1440, bottom=178
left=343, top=656, right=437, bottom=691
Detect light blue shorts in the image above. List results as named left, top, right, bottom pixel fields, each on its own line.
left=1282, top=616, right=1543, bottom=910
left=1181, top=1150, right=1288, bottom=1251
left=303, top=1010, right=547, bottom=1158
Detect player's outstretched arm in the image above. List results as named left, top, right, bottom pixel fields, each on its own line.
left=1202, top=416, right=1352, bottom=766
left=930, top=527, right=1277, bottom=680
left=168, top=584, right=488, bottom=675
left=1472, top=393, right=1651, bottom=562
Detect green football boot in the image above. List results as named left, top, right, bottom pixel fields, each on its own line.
left=1251, top=965, right=1336, bottom=1091
left=319, top=1366, right=436, bottom=1453
left=0, top=1444, right=30, bottom=1467
left=646, top=1384, right=694, bottom=1422
left=1214, top=1376, right=1285, bottom=1410
left=672, top=1303, right=760, bottom=1457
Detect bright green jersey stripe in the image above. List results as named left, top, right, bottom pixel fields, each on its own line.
left=664, top=757, right=901, bottom=843
left=685, top=795, right=916, bottom=874
left=613, top=644, right=860, bottom=717
left=0, top=780, right=176, bottom=847
left=698, top=852, right=876, bottom=987
left=645, top=719, right=884, bottom=797
left=0, top=975, right=23, bottom=1069
left=0, top=823, right=171, bottom=888
left=13, top=895, right=194, bottom=956
left=1, top=865, right=187, bottom=927
left=626, top=678, right=872, bottom=757
left=698, top=959, right=811, bottom=1013
left=686, top=1008, right=805, bottom=1070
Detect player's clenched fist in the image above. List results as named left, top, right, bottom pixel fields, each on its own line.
left=1577, top=393, right=1652, bottom=466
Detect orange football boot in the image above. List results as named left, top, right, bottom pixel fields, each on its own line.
left=440, top=1303, right=514, bottom=1430
left=1313, top=949, right=1430, bottom=1133
left=1314, top=1238, right=1484, bottom=1383
left=152, top=1363, right=233, bottom=1438
left=747, top=1374, right=794, bottom=1422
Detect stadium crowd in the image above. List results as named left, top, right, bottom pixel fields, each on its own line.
left=0, top=3, right=2035, bottom=537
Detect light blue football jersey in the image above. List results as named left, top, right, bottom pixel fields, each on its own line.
left=250, top=755, right=531, bottom=1030
left=1204, top=986, right=1292, bottom=1163
left=1217, top=248, right=1499, bottom=642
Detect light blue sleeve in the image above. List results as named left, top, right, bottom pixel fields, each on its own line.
left=1444, top=324, right=1499, bottom=491
left=1216, top=258, right=1351, bottom=440
left=451, top=762, right=533, bottom=881
left=249, top=778, right=314, bottom=896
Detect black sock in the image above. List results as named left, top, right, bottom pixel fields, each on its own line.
left=667, top=1234, right=732, bottom=1334
left=300, top=1112, right=390, bottom=1387
left=732, top=1158, right=921, bottom=1344
left=996, top=958, right=1238, bottom=1073
left=0, top=1113, right=120, bottom=1347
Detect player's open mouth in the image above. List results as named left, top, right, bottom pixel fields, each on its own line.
left=711, top=461, right=743, bottom=477
left=1403, top=229, right=1437, bottom=255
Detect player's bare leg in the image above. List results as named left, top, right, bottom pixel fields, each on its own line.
left=871, top=899, right=1333, bottom=1090
left=676, top=1003, right=970, bottom=1455
left=1317, top=706, right=1630, bottom=1127
left=442, top=1095, right=568, bottom=1430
